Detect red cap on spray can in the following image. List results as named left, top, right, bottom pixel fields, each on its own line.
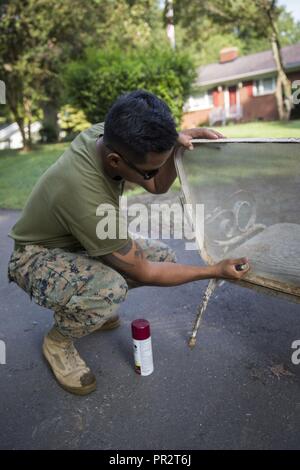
left=131, top=319, right=151, bottom=340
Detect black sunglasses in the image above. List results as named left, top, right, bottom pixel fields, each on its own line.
left=105, top=143, right=160, bottom=180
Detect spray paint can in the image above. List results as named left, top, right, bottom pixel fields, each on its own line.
left=131, top=319, right=154, bottom=376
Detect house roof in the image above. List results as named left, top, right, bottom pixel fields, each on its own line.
left=0, top=123, right=19, bottom=140
left=196, top=43, right=300, bottom=88
left=0, top=122, right=41, bottom=142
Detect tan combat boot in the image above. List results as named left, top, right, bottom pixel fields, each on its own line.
left=96, top=314, right=121, bottom=331
left=43, top=327, right=96, bottom=395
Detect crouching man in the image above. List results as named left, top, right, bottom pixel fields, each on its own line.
left=7, top=90, right=249, bottom=395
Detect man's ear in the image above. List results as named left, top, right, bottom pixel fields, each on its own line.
left=107, top=153, right=121, bottom=169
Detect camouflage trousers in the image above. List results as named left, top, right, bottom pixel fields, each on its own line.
left=7, top=238, right=176, bottom=339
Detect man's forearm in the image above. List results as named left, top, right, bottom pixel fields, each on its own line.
left=136, top=261, right=217, bottom=286
left=101, top=239, right=249, bottom=286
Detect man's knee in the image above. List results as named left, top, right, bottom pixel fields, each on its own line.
left=64, top=268, right=128, bottom=315
left=55, top=272, right=128, bottom=338
left=97, top=269, right=128, bottom=305
left=164, top=246, right=177, bottom=263
left=153, top=243, right=177, bottom=263
left=136, top=238, right=177, bottom=263
left=108, top=276, right=128, bottom=305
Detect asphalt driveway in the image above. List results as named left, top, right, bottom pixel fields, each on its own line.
left=0, top=207, right=300, bottom=450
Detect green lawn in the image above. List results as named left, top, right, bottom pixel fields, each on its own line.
left=0, top=143, right=68, bottom=209
left=0, top=119, right=299, bottom=209
left=214, top=119, right=300, bottom=138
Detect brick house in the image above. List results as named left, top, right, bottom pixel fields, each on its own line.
left=182, top=43, right=300, bottom=128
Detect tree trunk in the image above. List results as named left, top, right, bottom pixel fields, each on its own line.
left=23, top=97, right=33, bottom=149
left=6, top=90, right=31, bottom=150
left=16, top=117, right=31, bottom=151
left=271, top=35, right=292, bottom=121
left=27, top=120, right=32, bottom=146
left=274, top=75, right=285, bottom=121
left=41, top=102, right=59, bottom=142
left=165, top=0, right=176, bottom=49
left=264, top=1, right=293, bottom=121
left=17, top=118, right=26, bottom=146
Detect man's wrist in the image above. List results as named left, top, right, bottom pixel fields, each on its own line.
left=206, top=264, right=219, bottom=279
left=196, top=264, right=219, bottom=280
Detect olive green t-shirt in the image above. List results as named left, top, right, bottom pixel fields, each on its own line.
left=8, top=122, right=130, bottom=256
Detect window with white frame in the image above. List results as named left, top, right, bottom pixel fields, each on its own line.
left=253, top=77, right=276, bottom=96
left=184, top=92, right=213, bottom=111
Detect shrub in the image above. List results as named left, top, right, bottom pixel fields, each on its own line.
left=63, top=47, right=196, bottom=127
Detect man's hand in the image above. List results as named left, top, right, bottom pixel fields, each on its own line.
left=177, top=127, right=225, bottom=150
left=213, top=257, right=250, bottom=280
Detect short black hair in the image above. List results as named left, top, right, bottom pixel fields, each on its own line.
left=103, top=90, right=178, bottom=162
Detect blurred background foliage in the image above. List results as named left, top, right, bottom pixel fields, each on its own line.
left=0, top=0, right=300, bottom=147
left=63, top=47, right=195, bottom=126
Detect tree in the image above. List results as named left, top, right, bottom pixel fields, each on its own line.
left=257, top=0, right=293, bottom=120
left=96, top=0, right=164, bottom=51
left=173, top=0, right=296, bottom=120
left=0, top=0, right=174, bottom=148
left=0, top=0, right=106, bottom=149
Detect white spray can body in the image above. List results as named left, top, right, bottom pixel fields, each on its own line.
left=131, top=319, right=154, bottom=376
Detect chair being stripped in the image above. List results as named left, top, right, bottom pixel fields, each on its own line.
left=175, top=138, right=300, bottom=346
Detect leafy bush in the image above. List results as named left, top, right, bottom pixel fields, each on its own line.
left=63, top=47, right=196, bottom=127
left=58, top=105, right=91, bottom=140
